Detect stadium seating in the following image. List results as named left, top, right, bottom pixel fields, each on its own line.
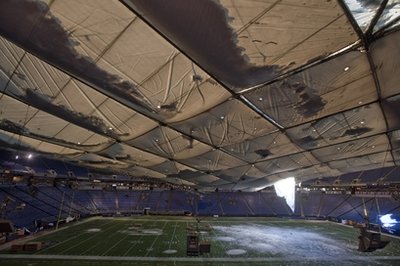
left=1, top=184, right=399, bottom=230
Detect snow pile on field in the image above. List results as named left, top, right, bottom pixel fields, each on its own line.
left=213, top=224, right=353, bottom=257
left=87, top=228, right=101, bottom=232
left=163, top=249, right=177, bottom=254
left=226, top=249, right=247, bottom=255
left=118, top=228, right=163, bottom=235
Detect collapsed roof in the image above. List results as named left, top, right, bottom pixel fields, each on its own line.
left=0, top=0, right=399, bottom=191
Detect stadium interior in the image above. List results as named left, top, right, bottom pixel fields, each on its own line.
left=0, top=0, right=400, bottom=265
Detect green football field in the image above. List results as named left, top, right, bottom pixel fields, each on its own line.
left=1, top=216, right=400, bottom=265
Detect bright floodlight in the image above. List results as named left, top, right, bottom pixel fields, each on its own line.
left=274, top=177, right=295, bottom=212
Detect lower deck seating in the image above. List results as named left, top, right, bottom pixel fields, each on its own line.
left=1, top=185, right=399, bottom=229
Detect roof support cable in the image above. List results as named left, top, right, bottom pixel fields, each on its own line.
left=334, top=197, right=374, bottom=220
left=374, top=15, right=400, bottom=38
left=365, top=0, right=389, bottom=39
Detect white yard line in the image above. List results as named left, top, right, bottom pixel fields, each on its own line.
left=168, top=221, right=178, bottom=250
left=81, top=222, right=127, bottom=256
left=211, top=221, right=231, bottom=257
left=35, top=219, right=113, bottom=254
left=122, top=235, right=145, bottom=257
left=58, top=221, right=121, bottom=254
left=122, top=219, right=158, bottom=256
left=144, top=221, right=168, bottom=257
left=80, top=220, right=136, bottom=256
left=0, top=217, right=99, bottom=252
left=100, top=230, right=131, bottom=256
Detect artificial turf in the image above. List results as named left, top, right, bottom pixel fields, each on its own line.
left=1, top=216, right=400, bottom=265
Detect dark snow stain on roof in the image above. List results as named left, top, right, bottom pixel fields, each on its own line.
left=128, top=0, right=280, bottom=89
left=0, top=0, right=157, bottom=116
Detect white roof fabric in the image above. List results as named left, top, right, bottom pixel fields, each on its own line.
left=0, top=0, right=399, bottom=191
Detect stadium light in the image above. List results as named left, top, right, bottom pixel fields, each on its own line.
left=274, top=177, right=295, bottom=212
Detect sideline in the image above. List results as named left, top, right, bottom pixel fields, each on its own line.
left=0, top=216, right=99, bottom=251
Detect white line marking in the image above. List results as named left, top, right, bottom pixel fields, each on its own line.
left=59, top=221, right=121, bottom=254
left=145, top=221, right=168, bottom=257
left=100, top=229, right=132, bottom=256
left=36, top=219, right=113, bottom=254
left=168, top=221, right=178, bottom=250
left=122, top=220, right=157, bottom=256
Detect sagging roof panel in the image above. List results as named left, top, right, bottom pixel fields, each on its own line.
left=381, top=95, right=400, bottom=131
left=373, top=0, right=400, bottom=33
left=343, top=0, right=385, bottom=32
left=328, top=151, right=394, bottom=172
left=0, top=94, right=111, bottom=150
left=172, top=99, right=277, bottom=147
left=99, top=143, right=167, bottom=167
left=286, top=103, right=387, bottom=150
left=390, top=130, right=400, bottom=165
left=179, top=149, right=248, bottom=172
left=222, top=131, right=301, bottom=163
left=0, top=0, right=399, bottom=190
left=312, top=134, right=390, bottom=163
left=128, top=126, right=213, bottom=160
left=0, top=129, right=82, bottom=156
left=214, top=164, right=266, bottom=183
left=125, top=0, right=358, bottom=90
left=371, top=30, right=400, bottom=99
left=254, top=151, right=320, bottom=176
left=244, top=51, right=377, bottom=127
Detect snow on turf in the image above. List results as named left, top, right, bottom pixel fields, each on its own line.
left=213, top=224, right=353, bottom=257
left=118, top=228, right=163, bottom=235
left=163, top=249, right=178, bottom=254
left=142, top=229, right=163, bottom=235
left=215, top=236, right=235, bottom=242
left=87, top=228, right=101, bottom=232
left=226, top=249, right=247, bottom=255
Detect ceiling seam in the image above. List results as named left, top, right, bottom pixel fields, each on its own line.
left=237, top=41, right=362, bottom=94
left=337, top=0, right=367, bottom=45
left=365, top=0, right=389, bottom=39
left=0, top=35, right=260, bottom=174
left=373, top=15, right=400, bottom=39
left=364, top=15, right=397, bottom=169
left=0, top=17, right=139, bottom=140
left=268, top=14, right=346, bottom=64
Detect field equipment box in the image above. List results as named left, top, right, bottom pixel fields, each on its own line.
left=24, top=242, right=42, bottom=251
